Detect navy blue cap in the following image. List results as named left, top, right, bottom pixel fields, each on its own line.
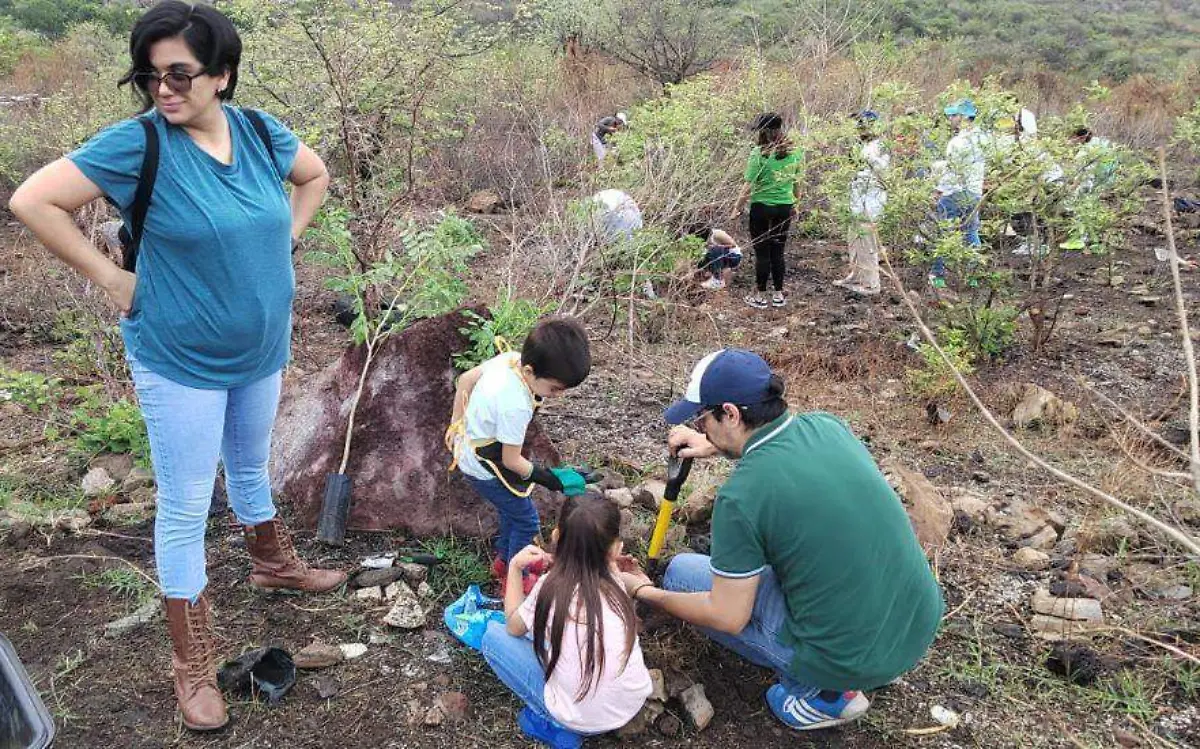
left=664, top=349, right=775, bottom=425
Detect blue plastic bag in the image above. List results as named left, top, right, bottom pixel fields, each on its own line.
left=443, top=584, right=505, bottom=651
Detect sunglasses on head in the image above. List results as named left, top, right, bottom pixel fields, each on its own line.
left=133, top=69, right=206, bottom=96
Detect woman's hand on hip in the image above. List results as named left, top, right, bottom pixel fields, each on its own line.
left=101, top=268, right=137, bottom=317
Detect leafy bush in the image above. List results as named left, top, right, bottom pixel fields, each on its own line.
left=945, top=303, right=1019, bottom=360
left=73, top=398, right=150, bottom=465
left=453, top=296, right=554, bottom=371
left=905, top=329, right=976, bottom=401
left=306, top=208, right=483, bottom=345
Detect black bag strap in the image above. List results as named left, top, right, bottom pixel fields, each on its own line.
left=122, top=116, right=159, bottom=272
left=239, top=107, right=279, bottom=179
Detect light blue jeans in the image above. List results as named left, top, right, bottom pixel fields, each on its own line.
left=663, top=553, right=813, bottom=690
left=481, top=621, right=554, bottom=718
left=129, top=357, right=282, bottom=600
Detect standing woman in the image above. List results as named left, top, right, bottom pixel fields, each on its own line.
left=732, top=112, right=801, bottom=309
left=8, top=1, right=343, bottom=731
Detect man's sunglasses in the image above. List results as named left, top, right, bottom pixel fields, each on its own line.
left=690, top=404, right=739, bottom=432
left=133, top=70, right=206, bottom=96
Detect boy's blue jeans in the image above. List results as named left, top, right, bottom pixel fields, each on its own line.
left=663, top=553, right=815, bottom=690
left=129, top=357, right=281, bottom=601
left=464, top=475, right=540, bottom=563
left=931, top=191, right=982, bottom=277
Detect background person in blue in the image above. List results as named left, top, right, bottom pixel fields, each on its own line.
left=8, top=1, right=343, bottom=732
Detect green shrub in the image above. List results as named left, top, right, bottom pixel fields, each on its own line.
left=905, top=329, right=976, bottom=401
left=73, top=399, right=150, bottom=465
left=453, top=296, right=554, bottom=371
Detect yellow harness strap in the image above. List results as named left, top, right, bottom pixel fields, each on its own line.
left=446, top=337, right=542, bottom=490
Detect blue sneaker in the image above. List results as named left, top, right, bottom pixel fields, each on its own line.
left=765, top=683, right=870, bottom=731
left=517, top=707, right=583, bottom=748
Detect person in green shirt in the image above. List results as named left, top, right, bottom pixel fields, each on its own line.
left=620, top=349, right=944, bottom=732
left=732, top=113, right=802, bottom=309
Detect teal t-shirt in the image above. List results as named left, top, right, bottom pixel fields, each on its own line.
left=69, top=105, right=299, bottom=389
left=744, top=147, right=801, bottom=206
left=710, top=411, right=944, bottom=691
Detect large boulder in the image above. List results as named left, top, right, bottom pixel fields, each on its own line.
left=270, top=311, right=559, bottom=536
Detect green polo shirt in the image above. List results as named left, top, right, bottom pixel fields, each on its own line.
left=710, top=411, right=944, bottom=691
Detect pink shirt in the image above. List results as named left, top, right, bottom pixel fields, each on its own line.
left=518, top=576, right=652, bottom=732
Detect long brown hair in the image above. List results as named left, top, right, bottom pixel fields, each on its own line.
left=753, top=112, right=791, bottom=159
left=533, top=494, right=637, bottom=701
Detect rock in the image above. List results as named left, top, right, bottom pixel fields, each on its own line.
left=82, top=467, right=116, bottom=497
left=353, top=567, right=405, bottom=589
left=971, top=471, right=990, bottom=484
left=648, top=669, right=667, bottom=702
left=1097, top=329, right=1127, bottom=347
left=592, top=467, right=626, bottom=491
left=605, top=488, right=635, bottom=509
left=102, top=502, right=153, bottom=522
left=55, top=509, right=92, bottom=533
left=656, top=712, right=682, bottom=737
left=1156, top=584, right=1192, bottom=601
left=338, top=643, right=368, bottom=660
left=103, top=597, right=162, bottom=639
left=1113, top=727, right=1140, bottom=748
left=360, top=553, right=396, bottom=569
left=1012, top=547, right=1050, bottom=571
left=382, top=581, right=426, bottom=629
left=1011, top=384, right=1078, bottom=429
left=1077, top=553, right=1116, bottom=580
left=679, top=683, right=714, bottom=731
left=679, top=485, right=717, bottom=525
left=270, top=310, right=561, bottom=536
left=986, top=500, right=1065, bottom=545
left=1022, top=525, right=1059, bottom=551
left=1029, top=614, right=1103, bottom=640
left=631, top=485, right=658, bottom=511
left=355, top=586, right=383, bottom=602
left=127, top=486, right=156, bottom=507
left=881, top=459, right=951, bottom=556
left=294, top=642, right=344, bottom=670
left=465, top=189, right=502, bottom=214
left=617, top=700, right=664, bottom=738
left=417, top=582, right=435, bottom=599
left=423, top=704, right=444, bottom=726
left=90, top=453, right=134, bottom=483
left=1137, top=296, right=1161, bottom=307
left=314, top=674, right=339, bottom=700
left=434, top=692, right=470, bottom=723
left=1031, top=588, right=1103, bottom=622
left=398, top=562, right=428, bottom=585
left=930, top=705, right=960, bottom=728
left=664, top=669, right=692, bottom=699
left=121, top=466, right=155, bottom=493
left=948, top=490, right=990, bottom=524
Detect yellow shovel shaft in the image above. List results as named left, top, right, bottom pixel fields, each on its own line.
left=647, top=498, right=675, bottom=560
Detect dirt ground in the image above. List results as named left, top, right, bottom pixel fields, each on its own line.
left=3, top=193, right=1200, bottom=748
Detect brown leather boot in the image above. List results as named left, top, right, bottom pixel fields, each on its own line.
left=243, top=518, right=346, bottom=593
left=165, top=595, right=228, bottom=731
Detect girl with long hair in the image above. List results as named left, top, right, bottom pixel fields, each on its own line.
left=732, top=112, right=802, bottom=309
left=481, top=494, right=652, bottom=748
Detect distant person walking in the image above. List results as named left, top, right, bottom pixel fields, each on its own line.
left=732, top=113, right=801, bottom=309
left=929, top=99, right=988, bottom=287
left=8, top=2, right=341, bottom=732
left=592, top=112, right=628, bottom=163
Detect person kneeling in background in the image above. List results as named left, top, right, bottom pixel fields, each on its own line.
left=696, top=227, right=743, bottom=290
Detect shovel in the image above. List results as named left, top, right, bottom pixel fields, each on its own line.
left=646, top=453, right=693, bottom=579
